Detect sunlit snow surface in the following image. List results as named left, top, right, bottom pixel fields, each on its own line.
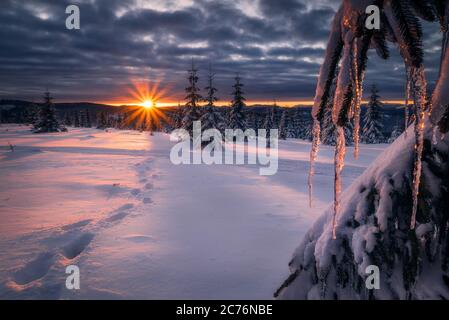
left=0, top=124, right=387, bottom=299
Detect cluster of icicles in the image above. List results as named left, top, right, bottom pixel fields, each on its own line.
left=308, top=43, right=429, bottom=240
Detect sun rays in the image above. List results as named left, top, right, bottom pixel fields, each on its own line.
left=122, top=80, right=172, bottom=131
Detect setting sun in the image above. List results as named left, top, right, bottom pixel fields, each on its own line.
left=117, top=80, right=172, bottom=131
left=141, top=100, right=155, bottom=109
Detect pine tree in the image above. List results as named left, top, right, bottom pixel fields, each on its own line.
left=182, top=60, right=202, bottom=136
left=246, top=111, right=258, bottom=132
left=97, top=112, right=108, bottom=129
left=279, top=110, right=287, bottom=140
left=362, top=84, right=384, bottom=144
left=32, top=90, right=65, bottom=133
left=292, top=108, right=304, bottom=139
left=64, top=113, right=73, bottom=126
left=200, top=64, right=225, bottom=132
left=85, top=109, right=92, bottom=128
left=204, top=64, right=218, bottom=108
left=344, top=119, right=354, bottom=146
left=73, top=112, right=80, bottom=127
left=79, top=110, right=86, bottom=127
left=223, top=106, right=231, bottom=127
left=299, top=112, right=314, bottom=141
left=303, top=120, right=313, bottom=141
left=264, top=107, right=275, bottom=148
left=284, top=109, right=296, bottom=138
left=228, top=74, right=246, bottom=131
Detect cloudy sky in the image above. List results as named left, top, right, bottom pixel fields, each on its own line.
left=0, top=0, right=443, bottom=105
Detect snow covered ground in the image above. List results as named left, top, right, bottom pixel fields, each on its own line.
left=0, top=124, right=388, bottom=299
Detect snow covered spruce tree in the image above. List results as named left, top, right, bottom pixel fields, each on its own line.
left=97, top=112, right=108, bottom=130
left=304, top=118, right=314, bottom=141
left=264, top=107, right=276, bottom=148
left=73, top=112, right=80, bottom=128
left=292, top=108, right=311, bottom=140
left=80, top=109, right=92, bottom=128
left=32, top=90, right=66, bottom=133
left=200, top=64, right=225, bottom=132
left=285, top=109, right=298, bottom=138
left=228, top=74, right=246, bottom=131
left=79, top=110, right=87, bottom=127
left=246, top=111, right=258, bottom=132
left=63, top=113, right=72, bottom=127
left=181, top=61, right=202, bottom=137
left=362, top=84, right=384, bottom=144
left=279, top=110, right=288, bottom=140
left=278, top=0, right=449, bottom=300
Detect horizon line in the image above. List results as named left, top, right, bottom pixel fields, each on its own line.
left=97, top=99, right=407, bottom=108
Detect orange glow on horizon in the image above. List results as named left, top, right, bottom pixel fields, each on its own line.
left=97, top=99, right=409, bottom=108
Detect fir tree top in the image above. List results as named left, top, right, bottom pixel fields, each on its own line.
left=43, top=90, right=53, bottom=105
left=33, top=90, right=65, bottom=133
left=368, top=84, right=382, bottom=107
left=228, top=73, right=246, bottom=130
left=231, top=74, right=246, bottom=110
left=184, top=60, right=202, bottom=108
left=204, top=63, right=218, bottom=108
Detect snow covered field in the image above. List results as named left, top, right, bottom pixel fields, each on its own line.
left=0, top=124, right=388, bottom=299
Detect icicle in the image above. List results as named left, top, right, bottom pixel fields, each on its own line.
left=410, top=67, right=427, bottom=230
left=332, top=126, right=346, bottom=240
left=352, top=40, right=362, bottom=159
left=308, top=119, right=321, bottom=208
left=404, top=67, right=411, bottom=139
left=351, top=38, right=360, bottom=159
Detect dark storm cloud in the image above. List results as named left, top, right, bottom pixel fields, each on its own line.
left=259, top=0, right=306, bottom=16
left=0, top=0, right=444, bottom=103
